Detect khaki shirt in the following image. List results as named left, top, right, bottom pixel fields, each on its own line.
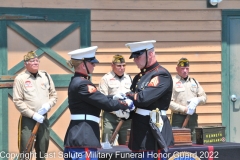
left=169, top=75, right=207, bottom=113
left=99, top=71, right=132, bottom=96
left=13, top=70, right=57, bottom=118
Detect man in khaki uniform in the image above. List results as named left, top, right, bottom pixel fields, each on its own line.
left=99, top=55, right=132, bottom=145
left=170, top=57, right=207, bottom=141
left=13, top=51, right=57, bottom=160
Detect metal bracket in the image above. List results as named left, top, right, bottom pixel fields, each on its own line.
left=0, top=82, right=13, bottom=88
left=0, top=75, right=16, bottom=80
left=0, top=14, right=47, bottom=20
left=0, top=75, right=16, bottom=88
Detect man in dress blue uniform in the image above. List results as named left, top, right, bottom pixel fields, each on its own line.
left=124, top=40, right=174, bottom=160
left=63, top=46, right=135, bottom=160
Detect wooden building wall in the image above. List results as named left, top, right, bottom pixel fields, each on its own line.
left=87, top=0, right=238, bottom=126
left=2, top=0, right=240, bottom=126
left=90, top=4, right=223, bottom=126
left=2, top=0, right=240, bottom=157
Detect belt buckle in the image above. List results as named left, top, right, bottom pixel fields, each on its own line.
left=177, top=112, right=185, bottom=115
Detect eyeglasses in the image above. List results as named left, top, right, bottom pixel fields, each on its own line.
left=28, top=59, right=40, bottom=63
left=115, top=64, right=126, bottom=68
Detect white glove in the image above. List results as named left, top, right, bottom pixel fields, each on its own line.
left=125, top=99, right=135, bottom=111
left=32, top=112, right=44, bottom=123
left=38, top=103, right=51, bottom=115
left=187, top=97, right=200, bottom=110
left=113, top=93, right=126, bottom=100
left=114, top=109, right=130, bottom=119
left=186, top=108, right=195, bottom=115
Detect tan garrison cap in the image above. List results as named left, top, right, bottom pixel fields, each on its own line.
left=177, top=57, right=189, bottom=67
left=112, top=55, right=125, bottom=63
left=24, top=51, right=38, bottom=62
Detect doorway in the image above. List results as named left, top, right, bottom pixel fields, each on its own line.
left=222, top=10, right=240, bottom=142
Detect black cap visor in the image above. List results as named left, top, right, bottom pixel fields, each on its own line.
left=71, top=57, right=99, bottom=63
left=85, top=57, right=99, bottom=63
left=129, top=49, right=147, bottom=59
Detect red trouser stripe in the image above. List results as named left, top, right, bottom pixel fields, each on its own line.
left=85, top=148, right=90, bottom=160
left=208, top=146, right=214, bottom=160
left=158, top=149, right=161, bottom=160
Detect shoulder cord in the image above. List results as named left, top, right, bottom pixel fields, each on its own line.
left=44, top=72, right=51, bottom=91
left=129, top=74, right=133, bottom=83
left=191, top=78, right=199, bottom=94
left=191, top=78, right=198, bottom=88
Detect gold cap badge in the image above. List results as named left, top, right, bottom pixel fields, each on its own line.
left=177, top=57, right=189, bottom=67
left=24, top=51, right=38, bottom=62
left=112, top=54, right=125, bottom=63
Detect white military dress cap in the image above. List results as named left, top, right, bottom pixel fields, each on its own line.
left=125, top=40, right=156, bottom=59
left=68, top=46, right=99, bottom=63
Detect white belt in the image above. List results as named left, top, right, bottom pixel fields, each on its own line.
left=135, top=108, right=166, bottom=116
left=71, top=114, right=100, bottom=123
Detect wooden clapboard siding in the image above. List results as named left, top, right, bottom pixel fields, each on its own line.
left=96, top=52, right=221, bottom=62
left=201, top=83, right=221, bottom=93
left=199, top=114, right=222, bottom=124
left=92, top=31, right=221, bottom=41
left=93, top=42, right=221, bottom=52
left=90, top=4, right=223, bottom=126
left=197, top=104, right=222, bottom=114
left=91, top=10, right=222, bottom=20
left=92, top=21, right=221, bottom=31
left=8, top=0, right=240, bottom=10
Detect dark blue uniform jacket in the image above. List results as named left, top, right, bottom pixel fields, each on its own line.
left=64, top=72, right=128, bottom=148
left=128, top=62, right=174, bottom=151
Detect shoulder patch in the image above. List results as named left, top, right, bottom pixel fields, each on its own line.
left=25, top=80, right=33, bottom=87
left=148, top=76, right=159, bottom=87
left=87, top=85, right=97, bottom=93
left=176, top=81, right=184, bottom=88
